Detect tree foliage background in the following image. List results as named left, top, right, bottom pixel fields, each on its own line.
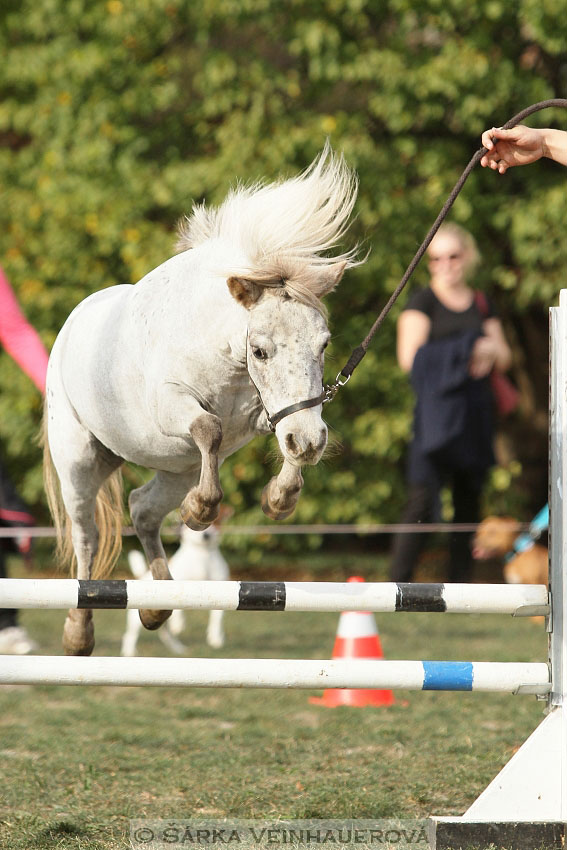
left=0, top=0, right=565, bottom=543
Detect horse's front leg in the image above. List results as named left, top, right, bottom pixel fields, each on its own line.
left=180, top=412, right=223, bottom=530
left=157, top=386, right=223, bottom=531
left=261, top=459, right=304, bottom=521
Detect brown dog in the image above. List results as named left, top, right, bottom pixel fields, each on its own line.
left=473, top=516, right=548, bottom=585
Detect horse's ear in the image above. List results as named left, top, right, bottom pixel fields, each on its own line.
left=314, top=261, right=347, bottom=297
left=227, top=277, right=263, bottom=309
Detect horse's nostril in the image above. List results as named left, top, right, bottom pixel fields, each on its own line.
left=285, top=433, right=300, bottom=455
left=285, top=429, right=326, bottom=460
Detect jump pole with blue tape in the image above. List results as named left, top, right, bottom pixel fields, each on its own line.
left=0, top=656, right=551, bottom=693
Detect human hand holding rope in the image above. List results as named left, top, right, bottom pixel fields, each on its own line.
left=481, top=125, right=567, bottom=173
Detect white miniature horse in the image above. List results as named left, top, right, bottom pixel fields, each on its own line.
left=120, top=524, right=229, bottom=656
left=43, top=144, right=359, bottom=656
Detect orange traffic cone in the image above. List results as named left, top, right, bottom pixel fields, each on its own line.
left=309, top=576, right=395, bottom=707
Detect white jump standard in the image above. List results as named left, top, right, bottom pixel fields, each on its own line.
left=430, top=290, right=567, bottom=849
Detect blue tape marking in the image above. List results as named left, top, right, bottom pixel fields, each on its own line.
left=511, top=533, right=535, bottom=556
left=509, top=504, right=549, bottom=560
left=530, top=504, right=549, bottom=537
left=422, top=661, right=474, bottom=691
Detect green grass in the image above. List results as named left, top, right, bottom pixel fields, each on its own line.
left=0, top=553, right=549, bottom=849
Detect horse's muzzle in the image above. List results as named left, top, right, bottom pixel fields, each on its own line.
left=284, top=427, right=327, bottom=465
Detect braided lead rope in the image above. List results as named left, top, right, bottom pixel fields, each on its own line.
left=336, top=98, right=567, bottom=385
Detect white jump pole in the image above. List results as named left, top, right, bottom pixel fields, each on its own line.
left=0, top=578, right=550, bottom=617
left=0, top=656, right=550, bottom=693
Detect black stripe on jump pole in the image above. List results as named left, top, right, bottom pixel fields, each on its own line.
left=77, top=580, right=128, bottom=609
left=237, top=581, right=286, bottom=610
left=395, top=583, right=447, bottom=612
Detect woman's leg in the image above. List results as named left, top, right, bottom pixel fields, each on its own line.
left=390, top=483, right=436, bottom=582
left=447, top=469, right=484, bottom=582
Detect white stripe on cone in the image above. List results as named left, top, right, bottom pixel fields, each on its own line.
left=336, top=610, right=379, bottom=639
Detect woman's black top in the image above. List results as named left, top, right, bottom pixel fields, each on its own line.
left=403, top=286, right=496, bottom=479
left=403, top=287, right=495, bottom=340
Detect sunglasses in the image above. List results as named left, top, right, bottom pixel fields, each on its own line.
left=429, top=253, right=463, bottom=263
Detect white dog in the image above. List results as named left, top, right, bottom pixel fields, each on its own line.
left=120, top=523, right=229, bottom=657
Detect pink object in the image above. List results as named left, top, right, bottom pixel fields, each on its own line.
left=0, top=267, right=48, bottom=392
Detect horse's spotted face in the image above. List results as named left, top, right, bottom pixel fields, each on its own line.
left=247, top=295, right=330, bottom=465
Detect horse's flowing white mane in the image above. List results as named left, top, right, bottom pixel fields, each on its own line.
left=176, top=142, right=360, bottom=311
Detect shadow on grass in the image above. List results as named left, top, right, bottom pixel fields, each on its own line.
left=40, top=819, right=85, bottom=838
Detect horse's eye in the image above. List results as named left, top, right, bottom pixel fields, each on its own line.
left=252, top=347, right=268, bottom=361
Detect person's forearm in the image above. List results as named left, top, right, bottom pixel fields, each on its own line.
left=542, top=129, right=567, bottom=166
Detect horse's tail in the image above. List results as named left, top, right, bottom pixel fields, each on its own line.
left=41, top=407, right=124, bottom=579
left=92, top=470, right=124, bottom=579
left=41, top=410, right=73, bottom=574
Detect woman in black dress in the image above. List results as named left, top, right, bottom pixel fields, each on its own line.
left=391, top=223, right=512, bottom=583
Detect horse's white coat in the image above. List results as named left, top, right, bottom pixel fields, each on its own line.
left=50, top=249, right=268, bottom=473
left=44, top=144, right=359, bottom=654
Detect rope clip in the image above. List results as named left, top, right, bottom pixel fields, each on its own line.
left=322, top=372, right=351, bottom=405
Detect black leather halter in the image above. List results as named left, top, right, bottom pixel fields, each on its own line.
left=266, top=381, right=340, bottom=431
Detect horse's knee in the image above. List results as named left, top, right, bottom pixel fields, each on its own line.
left=189, top=412, right=223, bottom=454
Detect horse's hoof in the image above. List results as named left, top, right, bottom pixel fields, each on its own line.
left=62, top=611, right=95, bottom=656
left=139, top=608, right=172, bottom=631
left=180, top=493, right=219, bottom=531
left=261, top=484, right=297, bottom=521
left=64, top=641, right=95, bottom=657
left=181, top=511, right=211, bottom=532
